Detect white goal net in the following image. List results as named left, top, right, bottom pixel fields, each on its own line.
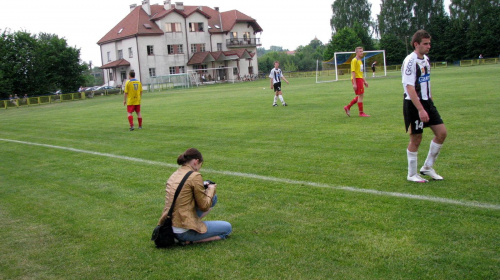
left=316, top=50, right=386, bottom=83
left=187, top=67, right=238, bottom=87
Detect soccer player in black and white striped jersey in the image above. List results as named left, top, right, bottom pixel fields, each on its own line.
left=269, top=61, right=289, bottom=106
left=402, top=30, right=447, bottom=183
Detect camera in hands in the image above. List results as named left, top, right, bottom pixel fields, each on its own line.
left=203, top=180, right=216, bottom=188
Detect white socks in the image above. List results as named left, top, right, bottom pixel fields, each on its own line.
left=423, top=140, right=442, bottom=168
left=407, top=149, right=418, bottom=176
left=273, top=96, right=278, bottom=104
left=278, top=95, right=285, bottom=104
left=408, top=141, right=443, bottom=176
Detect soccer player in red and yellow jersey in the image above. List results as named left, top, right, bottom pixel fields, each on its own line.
left=123, top=71, right=143, bottom=131
left=344, top=47, right=370, bottom=117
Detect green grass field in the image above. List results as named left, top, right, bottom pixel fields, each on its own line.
left=1, top=64, right=499, bottom=280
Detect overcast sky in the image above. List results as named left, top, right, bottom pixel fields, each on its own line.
left=0, top=0, right=450, bottom=67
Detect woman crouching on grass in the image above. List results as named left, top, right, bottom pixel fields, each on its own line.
left=157, top=148, right=232, bottom=244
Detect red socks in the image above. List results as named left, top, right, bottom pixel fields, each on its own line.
left=358, top=102, right=364, bottom=114
left=138, top=118, right=142, bottom=127
left=128, top=116, right=134, bottom=127
left=347, top=96, right=359, bottom=109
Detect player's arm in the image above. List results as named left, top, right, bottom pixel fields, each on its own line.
left=281, top=75, right=289, bottom=84
left=406, top=84, right=429, bottom=122
left=351, top=71, right=357, bottom=90
left=270, top=77, right=274, bottom=89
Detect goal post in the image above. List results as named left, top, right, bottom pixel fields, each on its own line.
left=316, top=50, right=386, bottom=83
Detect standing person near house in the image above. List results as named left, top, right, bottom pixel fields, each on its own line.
left=123, top=71, right=143, bottom=131
left=344, top=47, right=370, bottom=117
left=269, top=61, right=289, bottom=107
left=402, top=30, right=447, bottom=183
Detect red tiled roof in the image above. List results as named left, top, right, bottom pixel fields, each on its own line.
left=97, top=4, right=262, bottom=45
left=187, top=48, right=254, bottom=65
left=187, top=52, right=216, bottom=65
left=97, top=6, right=163, bottom=45
left=100, top=59, right=131, bottom=69
left=220, top=10, right=263, bottom=33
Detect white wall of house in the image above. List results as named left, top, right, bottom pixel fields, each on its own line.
left=100, top=6, right=260, bottom=86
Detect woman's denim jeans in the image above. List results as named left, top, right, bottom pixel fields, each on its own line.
left=175, top=194, right=232, bottom=242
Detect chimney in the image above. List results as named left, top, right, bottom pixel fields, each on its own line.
left=142, top=0, right=151, bottom=15
left=163, top=0, right=171, bottom=10
left=198, top=6, right=202, bottom=11
left=130, top=4, right=137, bottom=11
left=175, top=2, right=184, bottom=10
left=215, top=7, right=219, bottom=12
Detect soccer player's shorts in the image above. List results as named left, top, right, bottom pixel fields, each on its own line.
left=273, top=82, right=282, bottom=92
left=127, top=105, right=141, bottom=113
left=403, top=99, right=443, bottom=134
left=354, top=78, right=364, bottom=95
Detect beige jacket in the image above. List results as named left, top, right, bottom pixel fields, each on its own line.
left=157, top=165, right=215, bottom=233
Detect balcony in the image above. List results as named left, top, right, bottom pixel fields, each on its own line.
left=226, top=38, right=261, bottom=48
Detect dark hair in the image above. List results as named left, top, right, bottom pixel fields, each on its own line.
left=129, top=71, right=136, bottom=78
left=411, top=30, right=431, bottom=49
left=177, top=148, right=203, bottom=165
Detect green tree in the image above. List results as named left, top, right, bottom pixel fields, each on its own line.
left=379, top=33, right=406, bottom=65
left=0, top=29, right=86, bottom=98
left=410, top=0, right=446, bottom=30
left=324, top=27, right=362, bottom=60
left=378, top=0, right=412, bottom=39
left=450, top=0, right=500, bottom=58
left=330, top=0, right=372, bottom=32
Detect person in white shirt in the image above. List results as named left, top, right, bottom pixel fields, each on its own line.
left=269, top=61, right=289, bottom=106
left=402, top=30, right=447, bottom=183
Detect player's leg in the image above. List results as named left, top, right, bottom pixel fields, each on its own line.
left=273, top=92, right=278, bottom=106
left=420, top=124, right=447, bottom=180
left=127, top=106, right=135, bottom=130
left=136, top=106, right=143, bottom=129
left=405, top=101, right=427, bottom=182
left=407, top=133, right=427, bottom=182
left=278, top=91, right=287, bottom=106
left=356, top=79, right=369, bottom=117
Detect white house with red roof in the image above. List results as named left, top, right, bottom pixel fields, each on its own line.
left=97, top=0, right=262, bottom=87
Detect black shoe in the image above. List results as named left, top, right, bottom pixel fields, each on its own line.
left=273, top=104, right=278, bottom=107
left=129, top=127, right=134, bottom=131
left=283, top=103, right=287, bottom=106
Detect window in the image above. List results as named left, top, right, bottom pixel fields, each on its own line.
left=147, top=45, right=154, bottom=55
left=190, top=44, right=205, bottom=53
left=109, top=72, right=113, bottom=80
left=128, top=48, right=133, bottom=58
left=167, top=44, right=184, bottom=54
left=107, top=51, right=111, bottom=62
left=189, top=22, right=204, bottom=32
left=169, top=66, right=186, bottom=74
left=149, top=68, right=156, bottom=77
left=243, top=32, right=250, bottom=40
left=118, top=49, right=123, bottom=59
left=217, top=43, right=222, bottom=51
left=165, top=22, right=181, bottom=32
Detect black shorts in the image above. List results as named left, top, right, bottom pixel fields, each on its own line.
left=273, top=82, right=282, bottom=92
left=403, top=99, right=443, bottom=134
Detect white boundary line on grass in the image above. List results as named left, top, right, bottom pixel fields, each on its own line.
left=2, top=138, right=500, bottom=211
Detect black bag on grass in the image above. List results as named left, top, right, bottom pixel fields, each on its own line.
left=151, top=171, right=193, bottom=248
